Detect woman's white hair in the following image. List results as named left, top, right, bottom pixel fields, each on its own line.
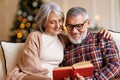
left=35, top=2, right=64, bottom=32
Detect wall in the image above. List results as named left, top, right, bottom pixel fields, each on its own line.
left=0, top=0, right=120, bottom=41
left=0, top=0, right=19, bottom=41
left=43, top=0, right=120, bottom=31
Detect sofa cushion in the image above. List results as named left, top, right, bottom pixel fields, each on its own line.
left=1, top=41, right=24, bottom=75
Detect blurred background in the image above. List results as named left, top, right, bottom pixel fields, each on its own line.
left=0, top=0, right=120, bottom=42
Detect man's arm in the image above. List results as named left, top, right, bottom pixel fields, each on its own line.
left=88, top=38, right=119, bottom=80
left=75, top=38, right=119, bottom=80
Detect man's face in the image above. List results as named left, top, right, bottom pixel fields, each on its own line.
left=66, top=14, right=90, bottom=43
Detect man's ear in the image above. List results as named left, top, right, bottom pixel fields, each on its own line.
left=86, top=19, right=91, bottom=28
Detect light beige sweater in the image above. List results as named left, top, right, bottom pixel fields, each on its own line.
left=5, top=31, right=68, bottom=80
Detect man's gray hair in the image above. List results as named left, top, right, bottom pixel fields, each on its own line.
left=35, top=2, right=64, bottom=32
left=66, top=7, right=89, bottom=23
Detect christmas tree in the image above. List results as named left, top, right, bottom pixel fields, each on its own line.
left=9, top=0, right=42, bottom=42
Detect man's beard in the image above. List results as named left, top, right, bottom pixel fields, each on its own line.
left=68, top=30, right=87, bottom=44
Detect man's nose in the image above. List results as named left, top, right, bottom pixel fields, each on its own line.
left=71, top=27, right=78, bottom=33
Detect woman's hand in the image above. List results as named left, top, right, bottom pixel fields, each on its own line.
left=5, top=67, right=20, bottom=80
left=100, top=29, right=112, bottom=39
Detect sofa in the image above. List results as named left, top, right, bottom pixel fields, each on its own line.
left=0, top=30, right=120, bottom=80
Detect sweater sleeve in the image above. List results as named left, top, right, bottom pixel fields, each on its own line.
left=18, top=31, right=49, bottom=77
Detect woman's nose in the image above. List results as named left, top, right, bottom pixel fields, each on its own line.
left=56, top=22, right=61, bottom=28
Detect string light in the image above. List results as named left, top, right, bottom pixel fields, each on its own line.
left=17, top=32, right=23, bottom=38
left=20, top=23, right=25, bottom=29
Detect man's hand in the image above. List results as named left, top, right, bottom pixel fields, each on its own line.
left=63, top=73, right=85, bottom=80
left=63, top=76, right=71, bottom=80
left=75, top=73, right=85, bottom=80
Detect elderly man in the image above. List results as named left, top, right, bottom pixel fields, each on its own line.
left=60, top=7, right=120, bottom=80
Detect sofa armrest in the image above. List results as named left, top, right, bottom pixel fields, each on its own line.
left=0, top=45, right=5, bottom=80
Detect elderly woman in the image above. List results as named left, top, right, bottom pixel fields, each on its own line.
left=6, top=2, right=112, bottom=80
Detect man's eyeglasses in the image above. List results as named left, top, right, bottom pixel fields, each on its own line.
left=66, top=20, right=87, bottom=30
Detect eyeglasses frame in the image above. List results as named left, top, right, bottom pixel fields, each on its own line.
left=65, top=20, right=88, bottom=30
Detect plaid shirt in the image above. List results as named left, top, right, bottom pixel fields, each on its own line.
left=60, top=30, right=120, bottom=80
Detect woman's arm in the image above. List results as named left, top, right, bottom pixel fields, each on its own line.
left=99, top=29, right=112, bottom=39
left=18, top=31, right=49, bottom=77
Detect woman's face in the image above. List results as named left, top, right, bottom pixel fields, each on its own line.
left=44, top=11, right=63, bottom=36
